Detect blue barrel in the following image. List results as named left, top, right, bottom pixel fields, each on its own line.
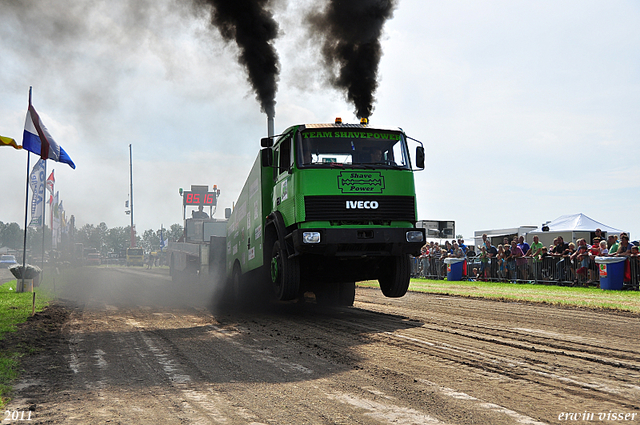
left=445, top=258, right=465, bottom=281
left=595, top=257, right=626, bottom=290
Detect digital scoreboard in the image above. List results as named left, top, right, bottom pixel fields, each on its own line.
left=182, top=191, right=217, bottom=206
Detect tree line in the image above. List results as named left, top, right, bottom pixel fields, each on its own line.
left=0, top=220, right=183, bottom=257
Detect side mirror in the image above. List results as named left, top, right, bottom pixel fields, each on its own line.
left=261, top=137, right=273, bottom=148
left=415, top=146, right=425, bottom=169
left=261, top=148, right=273, bottom=167
left=225, top=208, right=232, bottom=219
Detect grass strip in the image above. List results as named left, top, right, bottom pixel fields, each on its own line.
left=0, top=279, right=51, bottom=408
left=358, top=279, right=640, bottom=313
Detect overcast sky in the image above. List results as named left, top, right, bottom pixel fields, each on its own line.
left=1, top=0, right=639, bottom=241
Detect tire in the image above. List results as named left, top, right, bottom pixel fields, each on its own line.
left=315, top=285, right=338, bottom=306
left=170, top=255, right=178, bottom=283
left=230, top=263, right=242, bottom=302
left=338, top=281, right=356, bottom=306
left=171, top=265, right=178, bottom=283
left=378, top=255, right=411, bottom=297
left=315, top=282, right=354, bottom=307
left=270, top=240, right=300, bottom=301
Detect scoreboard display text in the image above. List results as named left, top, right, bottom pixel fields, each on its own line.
left=183, top=191, right=217, bottom=206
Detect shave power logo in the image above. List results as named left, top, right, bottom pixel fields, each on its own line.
left=337, top=171, right=385, bottom=193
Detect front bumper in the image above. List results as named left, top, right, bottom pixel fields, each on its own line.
left=290, top=227, right=425, bottom=257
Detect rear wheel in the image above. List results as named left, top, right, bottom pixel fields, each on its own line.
left=338, top=281, right=356, bottom=306
left=315, top=285, right=338, bottom=306
left=379, top=255, right=411, bottom=297
left=229, top=262, right=243, bottom=302
left=171, top=270, right=179, bottom=284
left=270, top=240, right=300, bottom=301
left=170, top=255, right=178, bottom=283
left=315, top=282, right=355, bottom=307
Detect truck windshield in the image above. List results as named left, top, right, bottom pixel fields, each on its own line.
left=297, top=129, right=410, bottom=169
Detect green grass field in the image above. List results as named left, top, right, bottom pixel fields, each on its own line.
left=0, top=279, right=50, bottom=407
left=358, top=278, right=640, bottom=313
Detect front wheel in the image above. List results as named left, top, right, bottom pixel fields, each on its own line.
left=378, top=255, right=411, bottom=297
left=270, top=240, right=300, bottom=301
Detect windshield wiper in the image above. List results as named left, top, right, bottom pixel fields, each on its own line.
left=357, top=163, right=392, bottom=169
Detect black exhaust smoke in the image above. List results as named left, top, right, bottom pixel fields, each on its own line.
left=194, top=0, right=280, bottom=119
left=307, top=0, right=398, bottom=119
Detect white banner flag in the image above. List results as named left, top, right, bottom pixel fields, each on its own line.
left=29, top=159, right=46, bottom=227
left=52, top=192, right=60, bottom=249
left=56, top=200, right=65, bottom=246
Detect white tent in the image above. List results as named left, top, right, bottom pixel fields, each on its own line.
left=527, top=213, right=625, bottom=247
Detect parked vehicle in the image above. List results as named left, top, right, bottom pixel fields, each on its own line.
left=0, top=255, right=18, bottom=268
left=126, top=248, right=144, bottom=267
left=86, top=253, right=102, bottom=266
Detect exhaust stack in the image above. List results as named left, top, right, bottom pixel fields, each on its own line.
left=268, top=116, right=275, bottom=138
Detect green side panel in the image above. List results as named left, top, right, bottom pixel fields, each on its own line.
left=226, top=154, right=273, bottom=277
left=295, top=191, right=305, bottom=223
left=273, top=174, right=296, bottom=227
left=261, top=155, right=274, bottom=256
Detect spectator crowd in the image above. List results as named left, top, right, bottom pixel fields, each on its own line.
left=416, top=229, right=639, bottom=289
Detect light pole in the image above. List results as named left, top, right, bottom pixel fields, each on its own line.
left=129, top=144, right=135, bottom=247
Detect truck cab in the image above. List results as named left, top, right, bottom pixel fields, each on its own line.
left=227, top=119, right=425, bottom=305
left=126, top=248, right=144, bottom=267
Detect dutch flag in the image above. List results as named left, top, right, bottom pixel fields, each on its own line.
left=22, top=100, right=75, bottom=169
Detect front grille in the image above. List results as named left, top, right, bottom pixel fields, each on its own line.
left=337, top=243, right=391, bottom=253
left=304, top=195, right=415, bottom=222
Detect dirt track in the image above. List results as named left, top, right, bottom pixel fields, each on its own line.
left=3, top=266, right=640, bottom=424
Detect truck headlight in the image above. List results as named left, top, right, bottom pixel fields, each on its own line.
left=406, top=230, right=424, bottom=243
left=302, top=232, right=321, bottom=244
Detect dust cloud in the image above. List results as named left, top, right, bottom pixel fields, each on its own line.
left=53, top=266, right=277, bottom=314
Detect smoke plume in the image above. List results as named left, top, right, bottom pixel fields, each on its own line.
left=307, top=0, right=398, bottom=119
left=194, top=0, right=280, bottom=118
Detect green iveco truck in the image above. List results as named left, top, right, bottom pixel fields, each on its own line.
left=225, top=118, right=425, bottom=305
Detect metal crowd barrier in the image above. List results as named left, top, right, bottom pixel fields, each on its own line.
left=412, top=256, right=446, bottom=280
left=627, top=256, right=640, bottom=290
left=411, top=254, right=639, bottom=290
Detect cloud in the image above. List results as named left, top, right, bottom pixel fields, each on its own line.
left=1, top=0, right=639, bottom=242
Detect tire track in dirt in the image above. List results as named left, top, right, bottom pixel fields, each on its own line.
left=6, top=268, right=639, bottom=424
left=350, top=290, right=640, bottom=415
left=216, top=302, right=551, bottom=424
left=224, top=289, right=639, bottom=422
left=59, top=304, right=275, bottom=424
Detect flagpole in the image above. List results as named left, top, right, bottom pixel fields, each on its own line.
left=47, top=170, right=54, bottom=261
left=41, top=161, right=47, bottom=277
left=50, top=183, right=53, bottom=257
left=19, top=87, right=34, bottom=293
left=21, top=151, right=30, bottom=293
